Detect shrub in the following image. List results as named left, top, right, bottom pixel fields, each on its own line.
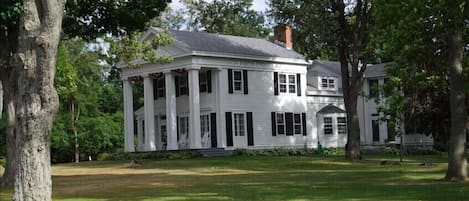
left=104, top=150, right=202, bottom=161
left=233, top=148, right=316, bottom=157
left=0, top=157, right=5, bottom=168
left=406, top=148, right=440, bottom=155
left=322, top=148, right=345, bottom=156
left=380, top=147, right=400, bottom=155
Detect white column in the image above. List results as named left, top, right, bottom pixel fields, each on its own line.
left=188, top=68, right=201, bottom=149
left=165, top=71, right=178, bottom=150
left=215, top=68, right=225, bottom=148
left=123, top=79, right=135, bottom=152
left=143, top=75, right=156, bottom=151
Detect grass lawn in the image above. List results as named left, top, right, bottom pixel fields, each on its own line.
left=1, top=155, right=468, bottom=201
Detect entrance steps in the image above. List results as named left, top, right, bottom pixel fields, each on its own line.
left=198, top=148, right=233, bottom=157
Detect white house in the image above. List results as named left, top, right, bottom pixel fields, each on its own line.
left=120, top=26, right=432, bottom=152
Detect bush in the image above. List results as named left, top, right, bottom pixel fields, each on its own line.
left=406, top=148, right=440, bottom=155
left=233, top=148, right=316, bottom=157
left=380, top=147, right=400, bottom=155
left=322, top=148, right=345, bottom=156
left=0, top=157, right=5, bottom=168
left=103, top=150, right=202, bottom=161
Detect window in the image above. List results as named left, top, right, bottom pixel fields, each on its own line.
left=233, top=70, right=243, bottom=92
left=279, top=74, right=287, bottom=93
left=288, top=75, right=296, bottom=93
left=372, top=119, right=380, bottom=142
left=199, top=72, right=207, bottom=92
left=387, top=121, right=396, bottom=141
left=200, top=114, right=210, bottom=136
left=234, top=113, right=245, bottom=136
left=321, top=77, right=336, bottom=90
left=294, top=113, right=302, bottom=135
left=276, top=113, right=285, bottom=135
left=324, top=117, right=333, bottom=135
left=156, top=78, right=165, bottom=98
left=179, top=116, right=189, bottom=139
left=141, top=120, right=145, bottom=144
left=368, top=79, right=379, bottom=98
left=179, top=75, right=188, bottom=95
left=337, top=117, right=347, bottom=135
left=278, top=73, right=296, bottom=94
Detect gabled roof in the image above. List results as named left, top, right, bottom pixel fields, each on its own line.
left=318, top=104, right=346, bottom=114
left=308, top=60, right=393, bottom=78
left=148, top=27, right=305, bottom=60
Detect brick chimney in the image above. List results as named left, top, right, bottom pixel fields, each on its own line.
left=273, top=24, right=293, bottom=50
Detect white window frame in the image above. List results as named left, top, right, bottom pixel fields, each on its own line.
left=293, top=113, right=302, bottom=135
left=200, top=114, right=210, bottom=136
left=179, top=116, right=189, bottom=139
left=276, top=112, right=286, bottom=135
left=278, top=73, right=297, bottom=94
left=337, top=117, right=347, bottom=135
left=319, top=77, right=337, bottom=91
left=156, top=78, right=165, bottom=98
left=199, top=71, right=208, bottom=93
left=232, top=70, right=243, bottom=93
left=178, top=75, right=188, bottom=95
left=233, top=113, right=246, bottom=137
left=323, top=117, right=333, bottom=135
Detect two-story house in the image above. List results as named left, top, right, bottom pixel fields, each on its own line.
left=121, top=26, right=432, bottom=152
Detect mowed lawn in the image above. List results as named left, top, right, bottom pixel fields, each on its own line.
left=1, top=155, right=468, bottom=201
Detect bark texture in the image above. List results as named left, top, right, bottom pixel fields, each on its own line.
left=332, top=0, right=372, bottom=160
left=445, top=0, right=467, bottom=181
left=13, top=0, right=65, bottom=200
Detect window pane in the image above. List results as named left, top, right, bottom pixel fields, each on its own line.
left=276, top=113, right=284, bottom=123
left=294, top=125, right=301, bottom=134
left=337, top=117, right=346, bottom=123
left=294, top=114, right=301, bottom=123
left=322, top=79, right=328, bottom=88
left=234, top=81, right=242, bottom=91
left=280, top=84, right=287, bottom=92
left=277, top=125, right=285, bottom=134
left=234, top=71, right=242, bottom=80
left=289, top=84, right=296, bottom=93
left=288, top=75, right=295, bottom=84
left=279, top=74, right=286, bottom=83
left=324, top=117, right=332, bottom=123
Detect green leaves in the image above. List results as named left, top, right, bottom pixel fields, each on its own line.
left=0, top=1, right=21, bottom=23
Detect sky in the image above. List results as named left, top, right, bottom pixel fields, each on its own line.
left=170, top=0, right=269, bottom=12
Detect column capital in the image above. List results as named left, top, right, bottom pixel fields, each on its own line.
left=187, top=65, right=201, bottom=70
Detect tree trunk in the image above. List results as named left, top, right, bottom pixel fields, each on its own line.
left=71, top=99, right=80, bottom=163
left=0, top=81, right=3, bottom=117
left=445, top=1, right=467, bottom=181
left=0, top=79, right=16, bottom=186
left=344, top=81, right=362, bottom=160
left=13, top=0, right=65, bottom=200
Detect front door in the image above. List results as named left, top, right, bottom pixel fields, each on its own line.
left=200, top=114, right=211, bottom=148
left=233, top=113, right=247, bottom=147
left=160, top=118, right=167, bottom=150
left=178, top=116, right=190, bottom=149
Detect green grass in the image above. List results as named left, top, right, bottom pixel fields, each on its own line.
left=1, top=155, right=468, bottom=201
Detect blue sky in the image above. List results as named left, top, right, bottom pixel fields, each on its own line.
left=170, top=0, right=269, bottom=12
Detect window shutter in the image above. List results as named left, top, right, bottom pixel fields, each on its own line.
left=274, top=72, right=279, bottom=95
left=296, top=74, right=301, bottom=96
left=225, top=112, right=233, bottom=146
left=207, top=70, right=212, bottom=93
left=302, top=113, right=307, bottom=136
left=271, top=112, right=277, bottom=136
left=243, top=70, right=248, bottom=94
left=285, top=112, right=293, bottom=136
left=177, top=116, right=179, bottom=141
left=175, top=76, right=180, bottom=97
left=247, top=112, right=254, bottom=146
left=228, top=69, right=233, bottom=94
left=210, top=113, right=217, bottom=147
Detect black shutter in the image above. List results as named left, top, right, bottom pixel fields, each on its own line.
left=153, top=79, right=158, bottom=100
left=210, top=113, right=217, bottom=147
left=302, top=113, right=307, bottom=136
left=285, top=112, right=293, bottom=136
left=274, top=72, right=279, bottom=95
left=297, top=73, right=301, bottom=96
left=247, top=112, right=254, bottom=146
left=175, top=76, right=180, bottom=97
left=243, top=70, right=248, bottom=94
left=271, top=112, right=277, bottom=136
left=225, top=112, right=233, bottom=146
left=228, top=69, right=233, bottom=94
left=207, top=70, right=212, bottom=93
left=177, top=116, right=180, bottom=141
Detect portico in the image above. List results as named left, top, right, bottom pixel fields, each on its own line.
left=122, top=66, right=207, bottom=152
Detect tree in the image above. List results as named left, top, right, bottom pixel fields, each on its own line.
left=445, top=0, right=467, bottom=181
left=270, top=0, right=374, bottom=160
left=12, top=0, right=66, bottom=200
left=0, top=0, right=169, bottom=187
left=182, top=0, right=269, bottom=37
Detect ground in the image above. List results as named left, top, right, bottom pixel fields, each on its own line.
left=0, top=155, right=468, bottom=201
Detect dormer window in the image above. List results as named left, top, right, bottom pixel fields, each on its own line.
left=320, top=77, right=336, bottom=90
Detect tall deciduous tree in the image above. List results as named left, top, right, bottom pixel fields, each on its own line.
left=182, top=0, right=269, bottom=37
left=13, top=0, right=65, bottom=200
left=270, top=0, right=374, bottom=159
